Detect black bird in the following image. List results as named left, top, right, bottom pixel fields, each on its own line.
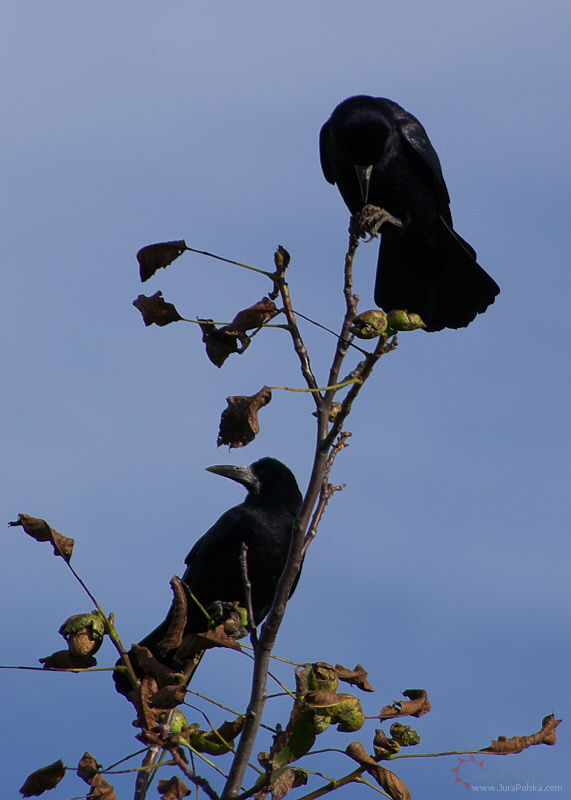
left=320, top=95, right=499, bottom=331
left=115, top=457, right=302, bottom=696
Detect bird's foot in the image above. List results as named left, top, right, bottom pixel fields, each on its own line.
left=353, top=204, right=405, bottom=241
left=206, top=601, right=249, bottom=639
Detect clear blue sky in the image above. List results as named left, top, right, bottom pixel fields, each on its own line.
left=2, top=3, right=569, bottom=797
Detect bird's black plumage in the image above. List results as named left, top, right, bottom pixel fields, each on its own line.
left=114, top=457, right=302, bottom=696
left=320, top=95, right=500, bottom=331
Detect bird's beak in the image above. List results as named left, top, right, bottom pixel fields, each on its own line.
left=205, top=464, right=260, bottom=493
left=355, top=164, right=373, bottom=204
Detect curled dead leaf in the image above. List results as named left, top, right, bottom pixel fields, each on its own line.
left=380, top=689, right=431, bottom=720
left=481, top=713, right=561, bottom=754
left=39, top=650, right=97, bottom=670
left=149, top=684, right=188, bottom=710
left=133, top=291, right=183, bottom=327
left=9, top=514, right=74, bottom=561
left=198, top=297, right=277, bottom=367
left=176, top=625, right=243, bottom=660
left=346, top=742, right=411, bottom=800
left=77, top=753, right=101, bottom=783
left=137, top=240, right=188, bottom=282
left=19, top=760, right=66, bottom=797
left=199, top=319, right=249, bottom=367
left=373, top=729, right=401, bottom=759
left=130, top=644, right=182, bottom=687
left=226, top=297, right=278, bottom=334
left=217, top=386, right=272, bottom=448
left=215, top=716, right=245, bottom=743
left=83, top=773, right=117, bottom=800
left=137, top=674, right=162, bottom=732
left=254, top=765, right=307, bottom=800
left=335, top=663, right=374, bottom=692
left=157, top=576, right=188, bottom=654
left=158, top=776, right=191, bottom=799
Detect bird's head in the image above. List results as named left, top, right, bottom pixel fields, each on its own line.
left=206, top=457, right=302, bottom=512
left=328, top=95, right=392, bottom=168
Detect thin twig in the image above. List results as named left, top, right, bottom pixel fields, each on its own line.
left=239, top=543, right=258, bottom=648
left=273, top=261, right=320, bottom=405
left=169, top=748, right=221, bottom=800
left=185, top=245, right=274, bottom=280
left=268, top=378, right=360, bottom=394
left=60, top=557, right=140, bottom=692
left=303, top=431, right=352, bottom=556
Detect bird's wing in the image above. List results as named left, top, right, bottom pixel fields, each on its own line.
left=387, top=101, right=451, bottom=216
left=439, top=214, right=478, bottom=260
left=183, top=506, right=245, bottom=574
left=319, top=121, right=337, bottom=185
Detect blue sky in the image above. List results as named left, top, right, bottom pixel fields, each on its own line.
left=2, top=3, right=569, bottom=798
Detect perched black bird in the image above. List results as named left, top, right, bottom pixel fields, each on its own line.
left=320, top=95, right=499, bottom=331
left=115, top=457, right=302, bottom=696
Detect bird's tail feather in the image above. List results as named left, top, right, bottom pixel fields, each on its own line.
left=374, top=219, right=499, bottom=332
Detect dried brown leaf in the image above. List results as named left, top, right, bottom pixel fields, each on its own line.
left=39, top=649, right=97, bottom=669
left=199, top=320, right=250, bottom=367
left=77, top=753, right=101, bottom=782
left=260, top=766, right=306, bottom=800
left=137, top=674, right=162, bottom=731
left=176, top=626, right=242, bottom=659
left=149, top=684, right=188, bottom=710
left=9, top=514, right=74, bottom=561
left=268, top=767, right=297, bottom=800
left=131, top=644, right=181, bottom=685
left=217, top=386, right=272, bottom=448
left=214, top=716, right=245, bottom=743
left=481, top=713, right=561, bottom=754
left=86, top=774, right=117, bottom=800
left=19, top=760, right=66, bottom=797
left=254, top=764, right=307, bottom=800
left=158, top=576, right=188, bottom=654
left=346, top=742, right=411, bottom=800
left=133, top=291, right=183, bottom=327
left=158, top=776, right=191, bottom=799
left=227, top=297, right=278, bottom=334
left=137, top=240, right=188, bottom=282
left=335, top=663, right=374, bottom=692
left=307, top=689, right=352, bottom=707
left=380, top=689, right=431, bottom=720
left=197, top=297, right=276, bottom=367
left=373, top=729, right=401, bottom=759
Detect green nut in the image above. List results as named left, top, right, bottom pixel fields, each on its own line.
left=351, top=310, right=389, bottom=338
left=387, top=309, right=426, bottom=331
left=59, top=611, right=105, bottom=657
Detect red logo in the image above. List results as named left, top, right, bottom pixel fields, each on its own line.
left=450, top=754, right=486, bottom=790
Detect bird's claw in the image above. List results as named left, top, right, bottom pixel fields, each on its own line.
left=206, top=601, right=249, bottom=638
left=355, top=204, right=405, bottom=239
